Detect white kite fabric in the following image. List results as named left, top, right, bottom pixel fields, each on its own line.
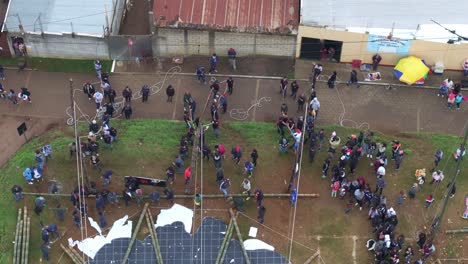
left=155, top=203, right=194, bottom=233
left=68, top=215, right=133, bottom=259
left=244, top=239, right=275, bottom=251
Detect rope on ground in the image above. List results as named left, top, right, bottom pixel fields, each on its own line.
left=333, top=84, right=371, bottom=130
left=229, top=97, right=272, bottom=121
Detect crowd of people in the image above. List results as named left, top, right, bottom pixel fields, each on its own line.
left=438, top=78, right=466, bottom=110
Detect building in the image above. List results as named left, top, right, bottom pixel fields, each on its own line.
left=297, top=0, right=468, bottom=70
left=152, top=0, right=300, bottom=57
left=2, top=0, right=125, bottom=58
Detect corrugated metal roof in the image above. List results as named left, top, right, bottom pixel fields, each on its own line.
left=153, top=0, right=299, bottom=34
left=4, top=0, right=114, bottom=36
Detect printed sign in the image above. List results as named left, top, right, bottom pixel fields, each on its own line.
left=367, top=34, right=412, bottom=54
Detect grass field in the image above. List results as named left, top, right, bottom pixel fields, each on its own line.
left=0, top=57, right=112, bottom=73
left=0, top=119, right=465, bottom=263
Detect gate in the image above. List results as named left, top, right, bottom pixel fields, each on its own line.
left=108, top=35, right=153, bottom=60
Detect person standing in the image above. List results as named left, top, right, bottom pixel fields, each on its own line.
left=395, top=150, right=404, bottom=170
left=34, top=196, right=46, bottom=215
left=455, top=93, right=464, bottom=110
left=258, top=205, right=266, bottom=224
left=327, top=71, right=337, bottom=88
left=231, top=146, right=242, bottom=165
left=101, top=170, right=112, bottom=187
left=94, top=60, right=102, bottom=79
left=47, top=223, right=60, bottom=240
left=141, top=84, right=150, bottom=102
left=166, top=85, right=175, bottom=102
left=255, top=189, right=264, bottom=207
left=122, top=104, right=133, bottom=119
left=83, top=82, right=95, bottom=100
left=93, top=91, right=103, bottom=110
left=35, top=149, right=45, bottom=169
left=290, top=80, right=299, bottom=99
left=226, top=77, right=234, bottom=95
left=347, top=70, right=360, bottom=87
left=40, top=243, right=50, bottom=261
left=321, top=158, right=330, bottom=178
left=20, top=87, right=31, bottom=103
left=209, top=53, right=218, bottom=74
left=184, top=166, right=191, bottom=186
left=250, top=149, right=258, bottom=167
left=417, top=232, right=426, bottom=249
left=99, top=211, right=107, bottom=228
left=375, top=177, right=386, bottom=195
left=196, top=66, right=206, bottom=84
left=228, top=48, right=237, bottom=70
left=372, top=54, right=382, bottom=71
left=312, top=64, right=323, bottom=88
left=290, top=187, right=298, bottom=207
left=173, top=155, right=184, bottom=173
left=241, top=178, right=251, bottom=200
left=219, top=93, right=228, bottom=114
left=309, top=97, right=320, bottom=117
left=280, top=78, right=288, bottom=98
left=166, top=166, right=175, bottom=184
left=122, top=86, right=133, bottom=102
left=164, top=188, right=175, bottom=204
left=11, top=185, right=24, bottom=201
left=297, top=93, right=305, bottom=112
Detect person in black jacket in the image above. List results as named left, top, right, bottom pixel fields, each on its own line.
left=166, top=85, right=175, bottom=102
left=122, top=104, right=133, bottom=119
left=141, top=84, right=150, bottom=102
left=327, top=71, right=337, bottom=88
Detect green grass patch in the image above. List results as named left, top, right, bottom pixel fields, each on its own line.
left=0, top=120, right=465, bottom=262
left=0, top=57, right=112, bottom=73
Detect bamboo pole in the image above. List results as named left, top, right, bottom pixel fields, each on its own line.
left=303, top=251, right=320, bottom=264
left=23, top=216, right=30, bottom=264
left=215, top=219, right=234, bottom=264
left=13, top=208, right=22, bottom=264
left=14, top=219, right=23, bottom=264
left=22, top=192, right=319, bottom=198
left=229, top=209, right=251, bottom=264
left=20, top=207, right=27, bottom=264
left=145, top=209, right=163, bottom=264
left=446, top=229, right=468, bottom=234
left=67, top=245, right=86, bottom=263
left=122, top=203, right=150, bottom=264
left=60, top=244, right=82, bottom=264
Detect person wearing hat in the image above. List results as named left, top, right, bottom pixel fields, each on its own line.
left=194, top=193, right=202, bottom=208
left=83, top=81, right=95, bottom=100
left=89, top=120, right=99, bottom=133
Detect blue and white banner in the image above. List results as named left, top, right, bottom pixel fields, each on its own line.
left=367, top=34, right=412, bottom=54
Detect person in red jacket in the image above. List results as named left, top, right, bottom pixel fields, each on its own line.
left=184, top=166, right=191, bottom=186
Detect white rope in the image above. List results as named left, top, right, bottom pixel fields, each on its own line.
left=229, top=97, right=272, bottom=121
left=333, top=83, right=371, bottom=130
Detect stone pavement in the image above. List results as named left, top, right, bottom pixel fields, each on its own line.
left=0, top=67, right=467, bottom=166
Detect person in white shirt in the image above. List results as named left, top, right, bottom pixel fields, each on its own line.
left=93, top=91, right=103, bottom=110
left=377, top=165, right=386, bottom=178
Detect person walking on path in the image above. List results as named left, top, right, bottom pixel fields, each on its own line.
left=166, top=166, right=175, bottom=185
left=219, top=93, right=228, bottom=114
left=322, top=158, right=331, bottom=178
left=173, top=155, right=184, bottom=173
left=184, top=166, right=191, bottom=186
left=226, top=77, right=234, bottom=95
left=417, top=232, right=426, bottom=249
left=93, top=91, right=103, bottom=110
left=231, top=146, right=242, bottom=165
left=375, top=177, right=386, bottom=195
left=347, top=70, right=360, bottom=87
left=141, top=84, right=150, bottom=102
left=94, top=60, right=102, bottom=80
left=447, top=92, right=456, bottom=109
left=228, top=48, right=237, bottom=70
left=209, top=53, right=218, bottom=74
left=122, top=104, right=133, bottom=119
left=122, top=86, right=133, bottom=102
left=83, top=81, right=95, bottom=100
left=220, top=178, right=231, bottom=198
left=455, top=93, right=464, bottom=110
left=34, top=196, right=46, bottom=215
left=166, top=85, right=175, bottom=102
left=101, top=170, right=112, bottom=186
left=327, top=71, right=337, bottom=88
left=433, top=149, right=443, bottom=171
left=408, top=183, right=419, bottom=199
left=241, top=178, right=251, bottom=200
left=290, top=187, right=298, bottom=207
left=309, top=97, right=320, bottom=117
left=107, top=88, right=116, bottom=104
left=99, top=211, right=107, bottom=228
left=244, top=160, right=254, bottom=178
left=196, top=66, right=206, bottom=84
left=311, top=64, right=323, bottom=88
left=12, top=185, right=24, bottom=201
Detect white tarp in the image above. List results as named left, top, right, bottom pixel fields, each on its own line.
left=244, top=239, right=275, bottom=251
left=69, top=215, right=132, bottom=259
left=155, top=203, right=194, bottom=233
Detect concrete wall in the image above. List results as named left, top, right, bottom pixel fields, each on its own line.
left=154, top=28, right=296, bottom=57
left=296, top=25, right=468, bottom=70
left=8, top=31, right=109, bottom=59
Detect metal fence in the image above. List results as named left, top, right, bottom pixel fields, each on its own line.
left=108, top=35, right=153, bottom=61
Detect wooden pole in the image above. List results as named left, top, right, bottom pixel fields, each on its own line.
left=145, top=209, right=163, bottom=264
left=14, top=220, right=23, bottom=264
left=13, top=208, right=22, bottom=264
left=22, top=192, right=320, bottom=198
left=229, top=209, right=251, bottom=264
left=215, top=219, right=233, bottom=264
left=446, top=229, right=468, bottom=234
left=303, top=251, right=320, bottom=264
left=67, top=245, right=86, bottom=263
left=20, top=207, right=27, bottom=264
left=60, top=244, right=82, bottom=264
left=23, top=216, right=30, bottom=264
left=122, top=203, right=150, bottom=264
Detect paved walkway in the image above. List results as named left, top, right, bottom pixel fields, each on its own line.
left=0, top=68, right=466, bottom=166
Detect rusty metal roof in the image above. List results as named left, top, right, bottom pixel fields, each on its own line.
left=153, top=0, right=299, bottom=34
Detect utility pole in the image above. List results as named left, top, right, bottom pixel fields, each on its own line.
left=429, top=125, right=467, bottom=240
